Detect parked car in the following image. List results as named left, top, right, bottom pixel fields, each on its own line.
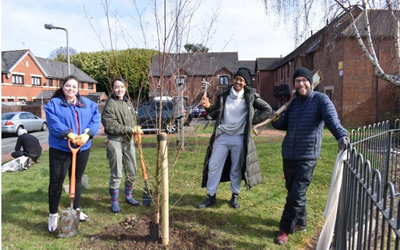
left=1, top=111, right=48, bottom=135
left=191, top=104, right=212, bottom=120
left=136, top=99, right=190, bottom=134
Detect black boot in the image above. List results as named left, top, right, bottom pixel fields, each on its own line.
left=230, top=193, right=239, bottom=209
left=197, top=194, right=217, bottom=209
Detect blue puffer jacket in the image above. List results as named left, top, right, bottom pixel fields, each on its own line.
left=45, top=94, right=101, bottom=152
left=272, top=90, right=348, bottom=161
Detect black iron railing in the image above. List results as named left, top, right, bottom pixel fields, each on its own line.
left=333, top=119, right=400, bottom=250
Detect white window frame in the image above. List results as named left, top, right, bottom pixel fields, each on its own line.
left=31, top=76, right=41, bottom=86
left=219, top=75, right=229, bottom=86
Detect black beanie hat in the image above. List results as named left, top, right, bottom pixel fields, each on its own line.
left=234, top=67, right=252, bottom=85
left=293, top=67, right=313, bottom=87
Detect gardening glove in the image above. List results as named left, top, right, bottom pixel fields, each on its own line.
left=66, top=133, right=79, bottom=145
left=338, top=136, right=350, bottom=151
left=76, top=133, right=90, bottom=146
left=132, top=126, right=143, bottom=135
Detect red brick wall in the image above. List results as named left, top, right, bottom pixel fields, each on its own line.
left=265, top=35, right=399, bottom=128
left=2, top=53, right=97, bottom=102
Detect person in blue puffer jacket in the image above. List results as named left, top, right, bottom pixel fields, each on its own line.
left=272, top=67, right=349, bottom=245
left=45, top=75, right=100, bottom=233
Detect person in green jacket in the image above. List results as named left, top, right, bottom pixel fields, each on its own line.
left=101, top=77, right=143, bottom=213
left=197, top=67, right=275, bottom=209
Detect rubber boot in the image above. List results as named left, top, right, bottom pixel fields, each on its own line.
left=109, top=188, right=121, bottom=213
left=197, top=194, right=217, bottom=209
left=125, top=185, right=140, bottom=206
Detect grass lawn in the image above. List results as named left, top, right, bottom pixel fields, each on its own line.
left=1, top=126, right=339, bottom=249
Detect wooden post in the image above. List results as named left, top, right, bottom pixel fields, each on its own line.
left=158, top=132, right=169, bottom=247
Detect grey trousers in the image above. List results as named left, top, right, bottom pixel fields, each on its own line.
left=206, top=133, right=244, bottom=195
left=106, top=139, right=137, bottom=190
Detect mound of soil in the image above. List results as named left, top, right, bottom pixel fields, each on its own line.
left=85, top=214, right=232, bottom=250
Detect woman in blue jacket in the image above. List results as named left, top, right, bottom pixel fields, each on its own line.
left=272, top=67, right=349, bottom=245
left=45, top=75, right=100, bottom=233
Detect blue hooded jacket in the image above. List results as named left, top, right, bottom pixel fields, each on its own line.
left=45, top=93, right=101, bottom=152
left=272, top=90, right=348, bottom=161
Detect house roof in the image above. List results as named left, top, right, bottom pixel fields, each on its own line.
left=150, top=52, right=257, bottom=77
left=87, top=92, right=106, bottom=98
left=36, top=90, right=55, bottom=99
left=2, top=50, right=29, bottom=72
left=35, top=57, right=97, bottom=83
left=255, top=57, right=281, bottom=71
left=342, top=9, right=400, bottom=37
left=1, top=49, right=97, bottom=83
left=2, top=49, right=46, bottom=75
left=270, top=8, right=399, bottom=70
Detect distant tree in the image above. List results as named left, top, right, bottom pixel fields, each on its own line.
left=49, top=46, right=78, bottom=62
left=71, top=48, right=157, bottom=102
left=184, top=43, right=209, bottom=53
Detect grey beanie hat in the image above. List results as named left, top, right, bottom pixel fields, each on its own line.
left=234, top=67, right=252, bottom=85
left=293, top=67, right=313, bottom=87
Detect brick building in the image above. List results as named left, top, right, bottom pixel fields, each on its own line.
left=150, top=8, right=400, bottom=127
left=266, top=8, right=400, bottom=127
left=1, top=49, right=100, bottom=104
left=149, top=52, right=258, bottom=106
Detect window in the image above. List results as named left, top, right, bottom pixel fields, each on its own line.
left=31, top=77, right=41, bottom=86
left=80, top=82, right=84, bottom=89
left=324, top=86, right=334, bottom=100
left=48, top=79, right=53, bottom=86
left=88, top=83, right=93, bottom=90
left=219, top=76, right=229, bottom=86
left=12, top=75, right=24, bottom=84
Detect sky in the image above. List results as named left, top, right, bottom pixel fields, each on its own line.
left=1, top=0, right=296, bottom=61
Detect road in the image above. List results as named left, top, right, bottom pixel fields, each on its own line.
left=2, top=131, right=49, bottom=155
left=1, top=119, right=213, bottom=162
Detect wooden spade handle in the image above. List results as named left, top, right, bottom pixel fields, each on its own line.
left=134, top=133, right=148, bottom=180
left=68, top=140, right=81, bottom=199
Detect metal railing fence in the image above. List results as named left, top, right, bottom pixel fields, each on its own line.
left=333, top=119, right=400, bottom=250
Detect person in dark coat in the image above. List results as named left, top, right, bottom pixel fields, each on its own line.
left=101, top=77, right=143, bottom=213
left=11, top=129, right=42, bottom=163
left=197, top=67, right=274, bottom=209
left=272, top=67, right=350, bottom=245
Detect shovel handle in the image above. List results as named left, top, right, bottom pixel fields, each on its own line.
left=134, top=133, right=148, bottom=180
left=68, top=140, right=81, bottom=199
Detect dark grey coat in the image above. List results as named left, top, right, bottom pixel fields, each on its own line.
left=201, top=85, right=274, bottom=190
left=101, top=94, right=137, bottom=142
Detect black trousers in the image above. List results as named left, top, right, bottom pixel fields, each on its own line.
left=48, top=147, right=90, bottom=214
left=279, top=159, right=317, bottom=234
left=11, top=151, right=40, bottom=160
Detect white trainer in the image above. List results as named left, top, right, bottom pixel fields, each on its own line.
left=48, top=213, right=59, bottom=233
left=76, top=208, right=89, bottom=221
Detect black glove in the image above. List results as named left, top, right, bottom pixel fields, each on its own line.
left=338, top=136, right=350, bottom=150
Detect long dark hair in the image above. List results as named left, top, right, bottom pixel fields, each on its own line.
left=111, top=77, right=127, bottom=89
left=51, top=75, right=79, bottom=99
